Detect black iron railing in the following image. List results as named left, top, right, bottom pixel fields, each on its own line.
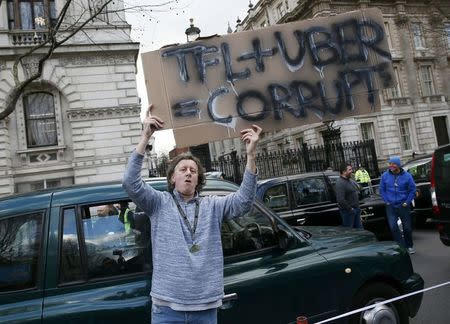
left=148, top=140, right=379, bottom=184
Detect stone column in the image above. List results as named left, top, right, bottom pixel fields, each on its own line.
left=394, top=10, right=419, bottom=100
left=0, top=118, right=14, bottom=196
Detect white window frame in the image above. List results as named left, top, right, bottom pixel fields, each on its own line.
left=360, top=122, right=375, bottom=142
left=276, top=3, right=285, bottom=19
left=385, top=66, right=403, bottom=99
left=359, top=119, right=380, bottom=155
left=445, top=23, right=450, bottom=49
left=276, top=141, right=284, bottom=152
left=411, top=22, right=426, bottom=49
left=16, top=86, right=65, bottom=154
left=295, top=136, right=304, bottom=149
left=398, top=118, right=413, bottom=152
left=419, top=65, right=436, bottom=97
left=384, top=21, right=393, bottom=50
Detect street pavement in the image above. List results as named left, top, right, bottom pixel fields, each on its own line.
left=410, top=225, right=450, bottom=324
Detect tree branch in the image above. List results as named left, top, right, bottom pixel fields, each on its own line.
left=1, top=0, right=182, bottom=120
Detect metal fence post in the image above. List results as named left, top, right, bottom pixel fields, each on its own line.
left=302, top=143, right=311, bottom=172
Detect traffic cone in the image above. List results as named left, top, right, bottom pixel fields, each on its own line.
left=297, top=316, right=308, bottom=324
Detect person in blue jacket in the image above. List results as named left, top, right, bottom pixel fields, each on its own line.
left=380, top=156, right=417, bottom=254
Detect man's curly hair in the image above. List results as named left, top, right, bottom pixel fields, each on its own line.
left=166, top=152, right=206, bottom=193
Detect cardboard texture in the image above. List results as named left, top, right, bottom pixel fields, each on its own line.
left=142, top=8, right=394, bottom=147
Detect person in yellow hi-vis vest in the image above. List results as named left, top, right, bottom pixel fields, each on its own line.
left=355, top=164, right=371, bottom=194
left=118, top=201, right=135, bottom=234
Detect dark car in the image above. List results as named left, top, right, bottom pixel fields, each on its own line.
left=256, top=172, right=390, bottom=239
left=0, top=178, right=422, bottom=324
left=430, top=144, right=450, bottom=246
left=402, top=155, right=433, bottom=226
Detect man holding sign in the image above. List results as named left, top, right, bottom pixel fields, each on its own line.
left=122, top=105, right=262, bottom=324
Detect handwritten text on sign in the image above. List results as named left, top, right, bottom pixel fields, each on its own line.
left=142, top=8, right=393, bottom=147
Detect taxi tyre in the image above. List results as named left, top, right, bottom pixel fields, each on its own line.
left=438, top=224, right=450, bottom=246
left=349, top=282, right=409, bottom=324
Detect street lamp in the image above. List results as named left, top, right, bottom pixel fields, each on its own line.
left=185, top=18, right=201, bottom=42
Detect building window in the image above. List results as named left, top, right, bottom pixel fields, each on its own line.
left=433, top=116, right=450, bottom=146
left=419, top=65, right=436, bottom=96
left=384, top=22, right=393, bottom=49
left=16, top=177, right=74, bottom=194
left=277, top=3, right=285, bottom=19
left=7, top=0, right=57, bottom=30
left=398, top=119, right=412, bottom=151
left=209, top=143, right=216, bottom=157
left=360, top=122, right=375, bottom=141
left=23, top=92, right=57, bottom=148
left=295, top=136, right=304, bottom=149
left=385, top=66, right=402, bottom=99
left=411, top=23, right=426, bottom=49
left=445, top=24, right=450, bottom=49
left=31, top=179, right=60, bottom=191
left=277, top=142, right=284, bottom=151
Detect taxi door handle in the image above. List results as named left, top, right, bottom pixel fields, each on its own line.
left=220, top=293, right=238, bottom=310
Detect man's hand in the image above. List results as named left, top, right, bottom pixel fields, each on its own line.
left=142, top=104, right=164, bottom=139
left=136, top=104, right=164, bottom=155
left=240, top=124, right=262, bottom=156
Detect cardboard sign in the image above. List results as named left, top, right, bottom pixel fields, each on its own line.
left=142, top=8, right=394, bottom=147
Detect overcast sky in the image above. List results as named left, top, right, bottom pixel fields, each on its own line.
left=125, top=0, right=251, bottom=155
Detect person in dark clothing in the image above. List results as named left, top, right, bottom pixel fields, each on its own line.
left=380, top=156, right=416, bottom=254
left=335, top=163, right=363, bottom=229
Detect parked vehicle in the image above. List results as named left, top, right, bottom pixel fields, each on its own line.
left=402, top=155, right=433, bottom=226
left=430, top=144, right=450, bottom=246
left=0, top=177, right=423, bottom=324
left=256, top=172, right=390, bottom=239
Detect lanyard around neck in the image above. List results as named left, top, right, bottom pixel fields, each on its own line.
left=171, top=192, right=200, bottom=240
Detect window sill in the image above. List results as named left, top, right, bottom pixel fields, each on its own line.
left=9, top=30, right=48, bottom=46
left=422, top=95, right=445, bottom=103
left=17, top=145, right=66, bottom=155
left=386, top=97, right=412, bottom=106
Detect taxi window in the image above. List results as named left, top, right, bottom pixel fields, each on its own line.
left=0, top=212, right=43, bottom=292
left=292, top=177, right=330, bottom=205
left=221, top=206, right=278, bottom=257
left=406, top=158, right=431, bottom=182
left=262, top=184, right=289, bottom=212
left=59, top=201, right=151, bottom=283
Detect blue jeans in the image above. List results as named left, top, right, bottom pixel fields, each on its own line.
left=151, top=304, right=217, bottom=324
left=340, top=207, right=363, bottom=229
left=386, top=205, right=413, bottom=249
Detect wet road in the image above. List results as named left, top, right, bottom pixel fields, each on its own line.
left=410, top=226, right=450, bottom=324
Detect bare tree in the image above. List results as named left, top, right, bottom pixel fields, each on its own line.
left=0, top=0, right=184, bottom=120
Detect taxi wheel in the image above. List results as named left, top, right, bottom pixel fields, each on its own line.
left=349, top=283, right=409, bottom=324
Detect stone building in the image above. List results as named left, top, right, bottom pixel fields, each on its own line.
left=0, top=0, right=141, bottom=196
left=211, top=0, right=450, bottom=168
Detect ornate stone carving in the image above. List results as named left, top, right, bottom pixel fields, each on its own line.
left=67, top=105, right=141, bottom=121
left=0, top=60, right=6, bottom=71
left=429, top=11, right=443, bottom=27
left=60, top=54, right=135, bottom=67
left=21, top=56, right=43, bottom=78
left=394, top=13, right=409, bottom=27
